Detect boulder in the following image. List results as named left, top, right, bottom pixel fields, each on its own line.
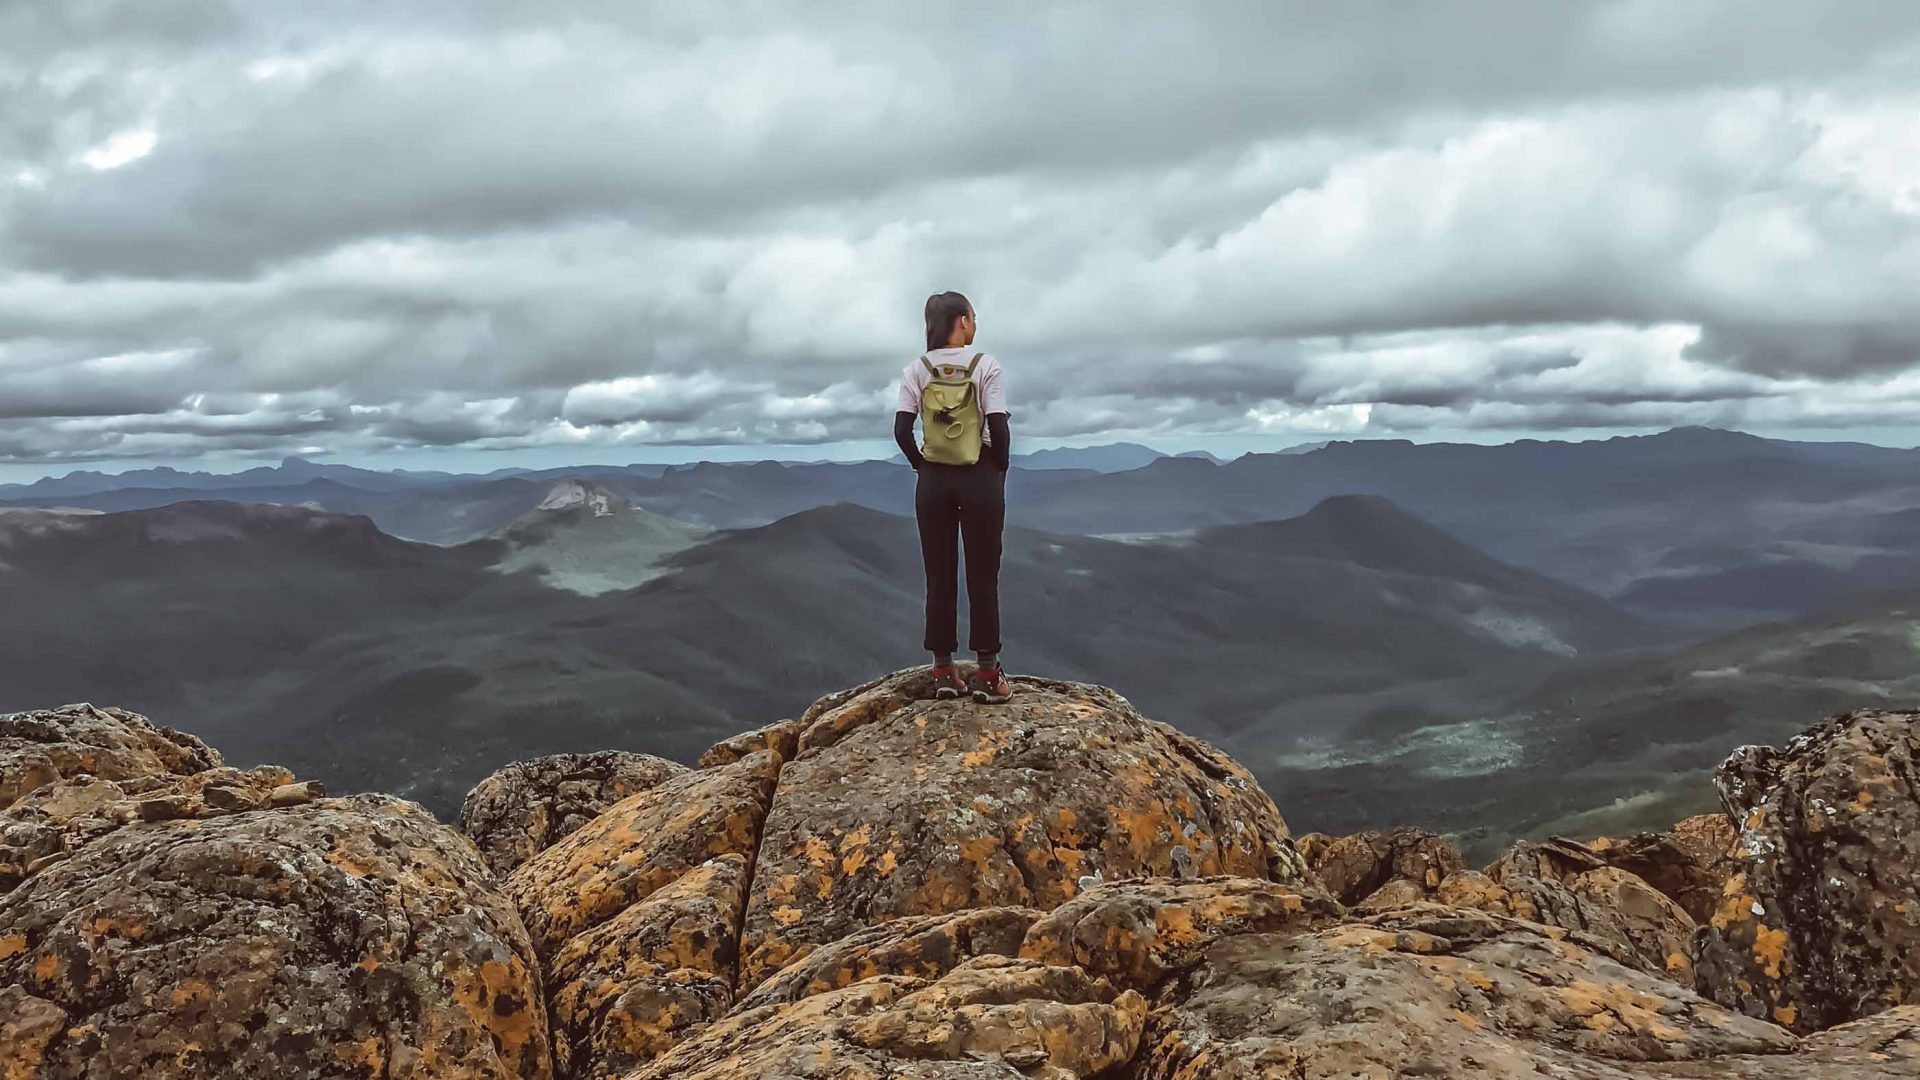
left=1020, top=876, right=1338, bottom=991
left=1, top=764, right=301, bottom=891
left=1299, top=827, right=1466, bottom=906
left=738, top=906, right=1041, bottom=1011
left=504, top=749, right=780, bottom=961
left=1583, top=813, right=1741, bottom=925
left=1695, top=708, right=1920, bottom=1033
left=0, top=794, right=550, bottom=1079
left=623, top=955, right=1146, bottom=1080
left=1136, top=903, right=1811, bottom=1079
left=460, top=750, right=689, bottom=876
left=696, top=717, right=804, bottom=769
left=1, top=703, right=221, bottom=809
left=736, top=671, right=1305, bottom=988
left=547, top=854, right=748, bottom=1079
left=1454, top=838, right=1700, bottom=982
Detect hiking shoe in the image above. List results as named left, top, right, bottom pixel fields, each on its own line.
left=929, top=664, right=967, bottom=699
left=969, top=665, right=1014, bottom=704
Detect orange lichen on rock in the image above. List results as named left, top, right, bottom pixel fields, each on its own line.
left=504, top=749, right=780, bottom=960
left=735, top=672, right=1303, bottom=991
left=545, top=855, right=748, bottom=1079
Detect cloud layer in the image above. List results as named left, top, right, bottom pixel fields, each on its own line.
left=4, top=1, right=1920, bottom=469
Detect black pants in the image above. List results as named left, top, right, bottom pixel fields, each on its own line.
left=915, top=460, right=1005, bottom=655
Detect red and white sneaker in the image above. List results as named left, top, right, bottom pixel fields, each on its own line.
left=969, top=665, right=1014, bottom=704
left=928, top=664, right=967, bottom=699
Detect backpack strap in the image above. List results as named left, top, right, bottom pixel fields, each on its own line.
left=920, top=355, right=938, bottom=377
left=962, top=352, right=983, bottom=376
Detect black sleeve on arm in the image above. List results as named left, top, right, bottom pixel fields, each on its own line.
left=894, top=410, right=928, bottom=470
left=988, top=413, right=1010, bottom=472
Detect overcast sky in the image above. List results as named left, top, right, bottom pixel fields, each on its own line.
left=4, top=2, right=1920, bottom=480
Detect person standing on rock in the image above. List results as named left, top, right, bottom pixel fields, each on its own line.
left=894, top=291, right=1014, bottom=704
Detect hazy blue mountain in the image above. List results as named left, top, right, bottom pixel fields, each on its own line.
left=1015, top=442, right=1167, bottom=472
left=0, top=494, right=1655, bottom=827
left=10, top=427, right=1920, bottom=627
left=1260, top=585, right=1920, bottom=859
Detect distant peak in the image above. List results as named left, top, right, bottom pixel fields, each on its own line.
left=537, top=478, right=627, bottom=517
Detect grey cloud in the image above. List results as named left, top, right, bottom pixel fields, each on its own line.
left=1687, top=323, right=1920, bottom=380
left=5, top=4, right=1920, bottom=468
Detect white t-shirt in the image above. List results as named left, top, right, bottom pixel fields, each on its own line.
left=895, top=347, right=1010, bottom=446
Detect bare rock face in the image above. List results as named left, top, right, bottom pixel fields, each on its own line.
left=738, top=906, right=1041, bottom=1011
left=623, top=955, right=1147, bottom=1080
left=1299, top=827, right=1466, bottom=907
left=1583, top=813, right=1741, bottom=925
left=695, top=717, right=803, bottom=769
left=1020, top=876, right=1338, bottom=991
left=736, top=671, right=1305, bottom=989
left=504, top=749, right=779, bottom=960
left=1, top=703, right=221, bottom=809
left=547, top=854, right=747, bottom=1080
left=0, top=763, right=308, bottom=890
left=1136, top=903, right=1808, bottom=1079
left=0, top=794, right=550, bottom=1079
left=1456, top=838, right=1700, bottom=983
left=460, top=750, right=690, bottom=877
left=1695, top=709, right=1920, bottom=1034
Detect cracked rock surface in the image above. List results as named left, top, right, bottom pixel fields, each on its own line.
left=1695, top=708, right=1920, bottom=1033
left=9, top=683, right=1920, bottom=1079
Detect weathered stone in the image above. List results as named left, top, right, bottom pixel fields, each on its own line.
left=0, top=794, right=550, bottom=1079
left=1, top=703, right=220, bottom=810
left=1020, top=876, right=1338, bottom=992
left=1583, top=813, right=1741, bottom=925
left=200, top=782, right=261, bottom=811
left=1136, top=904, right=1803, bottom=1079
left=460, top=751, right=689, bottom=877
left=0, top=984, right=69, bottom=1079
left=1, top=765, right=304, bottom=891
left=505, top=749, right=779, bottom=960
left=269, top=780, right=327, bottom=807
left=739, top=905, right=1041, bottom=1011
left=1695, top=709, right=1920, bottom=1033
left=1303, top=827, right=1466, bottom=906
left=737, top=673, right=1304, bottom=989
left=547, top=854, right=747, bottom=1079
left=623, top=955, right=1146, bottom=1080
left=696, top=717, right=804, bottom=769
left=1462, top=838, right=1700, bottom=983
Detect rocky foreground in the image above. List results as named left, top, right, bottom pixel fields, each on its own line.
left=2, top=671, right=1917, bottom=1078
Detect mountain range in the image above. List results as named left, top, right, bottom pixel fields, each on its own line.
left=12, top=428, right=1920, bottom=628
left=5, top=426, right=1916, bottom=848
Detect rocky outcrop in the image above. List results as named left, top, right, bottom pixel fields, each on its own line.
left=1583, top=813, right=1741, bottom=925
left=0, top=761, right=321, bottom=890
left=738, top=906, right=1041, bottom=1010
left=546, top=855, right=746, bottom=1080
left=1134, top=900, right=1914, bottom=1079
left=504, top=749, right=778, bottom=959
left=0, top=793, right=549, bottom=1079
left=1695, top=708, right=1920, bottom=1033
left=10, top=684, right=1920, bottom=1079
left=460, top=750, right=689, bottom=876
left=737, top=671, right=1306, bottom=988
left=1020, top=876, right=1338, bottom=990
left=1297, top=827, right=1466, bottom=907
left=624, top=955, right=1147, bottom=1080
left=500, top=749, right=778, bottom=1070
left=1, top=703, right=221, bottom=808
left=1453, top=838, right=1701, bottom=982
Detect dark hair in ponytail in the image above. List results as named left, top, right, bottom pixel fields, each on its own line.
left=924, top=291, right=972, bottom=352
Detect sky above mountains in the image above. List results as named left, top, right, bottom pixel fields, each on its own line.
left=4, top=2, right=1920, bottom=479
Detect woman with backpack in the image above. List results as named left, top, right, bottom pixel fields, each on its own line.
left=893, top=291, right=1014, bottom=704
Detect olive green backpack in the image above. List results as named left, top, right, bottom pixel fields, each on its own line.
left=917, top=352, right=984, bottom=466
